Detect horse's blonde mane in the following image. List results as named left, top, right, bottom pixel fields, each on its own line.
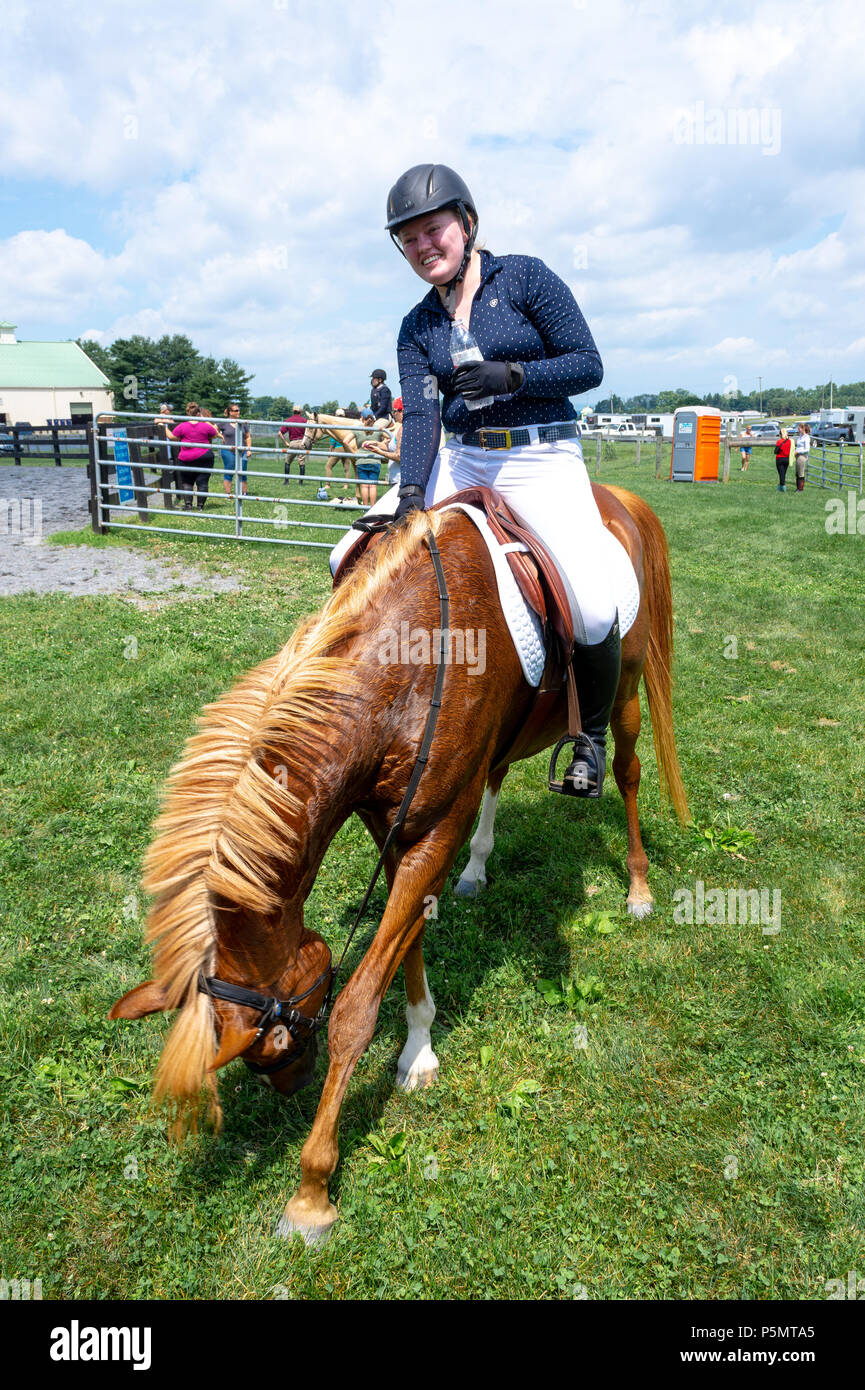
left=140, top=507, right=445, bottom=1130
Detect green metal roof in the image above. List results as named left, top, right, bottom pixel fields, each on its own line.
left=0, top=339, right=111, bottom=389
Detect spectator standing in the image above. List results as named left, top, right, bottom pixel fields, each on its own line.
left=167, top=403, right=221, bottom=510
left=740, top=423, right=753, bottom=471
left=153, top=403, right=179, bottom=498
left=279, top=408, right=309, bottom=484
left=362, top=395, right=403, bottom=487
left=774, top=427, right=792, bottom=492
left=355, top=407, right=382, bottom=507
left=793, top=422, right=811, bottom=491
left=369, top=369, right=392, bottom=425
left=220, top=403, right=252, bottom=496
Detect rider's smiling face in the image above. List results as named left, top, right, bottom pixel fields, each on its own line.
left=399, top=208, right=468, bottom=285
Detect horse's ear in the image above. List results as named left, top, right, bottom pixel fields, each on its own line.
left=210, top=1020, right=259, bottom=1071
left=108, top=980, right=167, bottom=1020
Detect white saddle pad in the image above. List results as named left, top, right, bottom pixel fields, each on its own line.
left=441, top=502, right=639, bottom=688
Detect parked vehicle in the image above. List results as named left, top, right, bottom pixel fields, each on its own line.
left=812, top=425, right=851, bottom=445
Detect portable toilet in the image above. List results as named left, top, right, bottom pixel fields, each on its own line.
left=670, top=406, right=721, bottom=482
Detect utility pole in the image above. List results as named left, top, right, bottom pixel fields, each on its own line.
left=757, top=377, right=763, bottom=415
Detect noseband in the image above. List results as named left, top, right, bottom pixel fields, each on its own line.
left=198, top=956, right=334, bottom=1075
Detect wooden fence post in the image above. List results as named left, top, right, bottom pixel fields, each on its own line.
left=595, top=437, right=601, bottom=477
left=635, top=438, right=642, bottom=468
left=655, top=436, right=663, bottom=479
left=722, top=437, right=731, bottom=482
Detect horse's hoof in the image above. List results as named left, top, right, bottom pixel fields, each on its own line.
left=454, top=876, right=484, bottom=899
left=627, top=896, right=653, bottom=919
left=396, top=1062, right=439, bottom=1092
left=276, top=1211, right=337, bottom=1248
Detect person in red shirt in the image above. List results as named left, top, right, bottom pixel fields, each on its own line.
left=774, top=428, right=792, bottom=492
left=279, top=408, right=309, bottom=485
left=166, top=403, right=221, bottom=510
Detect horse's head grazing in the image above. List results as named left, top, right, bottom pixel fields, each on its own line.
left=205, top=901, right=334, bottom=1096
left=108, top=904, right=334, bottom=1111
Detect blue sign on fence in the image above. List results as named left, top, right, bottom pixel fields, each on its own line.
left=113, top=428, right=134, bottom=503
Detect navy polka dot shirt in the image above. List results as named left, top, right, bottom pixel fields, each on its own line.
left=396, top=249, right=603, bottom=490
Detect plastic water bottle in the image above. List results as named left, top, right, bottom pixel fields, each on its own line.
left=450, top=319, right=494, bottom=411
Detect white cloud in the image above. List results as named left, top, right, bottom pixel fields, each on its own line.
left=0, top=229, right=120, bottom=321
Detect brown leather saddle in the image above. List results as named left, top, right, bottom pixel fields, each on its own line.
left=332, top=486, right=584, bottom=773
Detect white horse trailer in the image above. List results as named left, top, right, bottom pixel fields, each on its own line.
left=629, top=413, right=675, bottom=439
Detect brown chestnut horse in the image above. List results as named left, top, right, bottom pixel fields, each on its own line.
left=109, top=484, right=688, bottom=1244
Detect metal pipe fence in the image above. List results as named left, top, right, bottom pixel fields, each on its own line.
left=721, top=436, right=864, bottom=490
left=89, top=409, right=397, bottom=550
left=805, top=442, right=864, bottom=492
left=89, top=415, right=859, bottom=554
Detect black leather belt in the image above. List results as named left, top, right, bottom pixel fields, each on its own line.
left=460, top=422, right=579, bottom=451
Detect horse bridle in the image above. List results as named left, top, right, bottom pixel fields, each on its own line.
left=198, top=518, right=450, bottom=1078
left=198, top=957, right=334, bottom=1075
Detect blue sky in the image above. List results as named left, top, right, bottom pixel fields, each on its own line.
left=1, top=0, right=863, bottom=406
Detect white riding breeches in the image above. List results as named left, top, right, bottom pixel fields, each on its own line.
left=328, top=437, right=640, bottom=645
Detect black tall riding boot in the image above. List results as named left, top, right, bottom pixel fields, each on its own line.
left=557, top=614, right=621, bottom=798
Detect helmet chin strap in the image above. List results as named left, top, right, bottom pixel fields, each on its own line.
left=443, top=208, right=477, bottom=319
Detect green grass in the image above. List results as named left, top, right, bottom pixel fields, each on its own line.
left=1, top=450, right=864, bottom=1301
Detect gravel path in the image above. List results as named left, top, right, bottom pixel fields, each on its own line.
left=0, top=466, right=242, bottom=600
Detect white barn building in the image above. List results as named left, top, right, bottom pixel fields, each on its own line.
left=0, top=323, right=113, bottom=426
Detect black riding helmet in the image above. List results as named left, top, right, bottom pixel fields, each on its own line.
left=385, top=163, right=478, bottom=296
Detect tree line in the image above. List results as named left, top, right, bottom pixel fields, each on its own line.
left=78, top=334, right=255, bottom=416
left=595, top=383, right=865, bottom=415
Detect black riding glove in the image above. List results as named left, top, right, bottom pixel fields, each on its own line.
left=394, top=485, right=426, bottom=521
left=452, top=360, right=525, bottom=400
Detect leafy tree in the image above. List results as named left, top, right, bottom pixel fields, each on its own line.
left=215, top=357, right=253, bottom=413
left=77, top=338, right=113, bottom=383
left=107, top=335, right=160, bottom=412
left=150, top=335, right=200, bottom=409
left=656, top=388, right=702, bottom=411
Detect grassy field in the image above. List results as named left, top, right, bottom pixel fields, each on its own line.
left=1, top=443, right=864, bottom=1301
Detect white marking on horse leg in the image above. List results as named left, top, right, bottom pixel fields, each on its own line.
left=627, top=894, right=654, bottom=919
left=455, top=786, right=500, bottom=897
left=396, top=970, right=438, bottom=1091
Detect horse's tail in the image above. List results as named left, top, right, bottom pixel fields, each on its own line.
left=605, top=486, right=690, bottom=824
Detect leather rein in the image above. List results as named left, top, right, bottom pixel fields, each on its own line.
left=198, top=517, right=450, bottom=1076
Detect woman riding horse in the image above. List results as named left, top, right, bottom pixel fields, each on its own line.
left=330, top=163, right=640, bottom=797
left=108, top=166, right=689, bottom=1247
